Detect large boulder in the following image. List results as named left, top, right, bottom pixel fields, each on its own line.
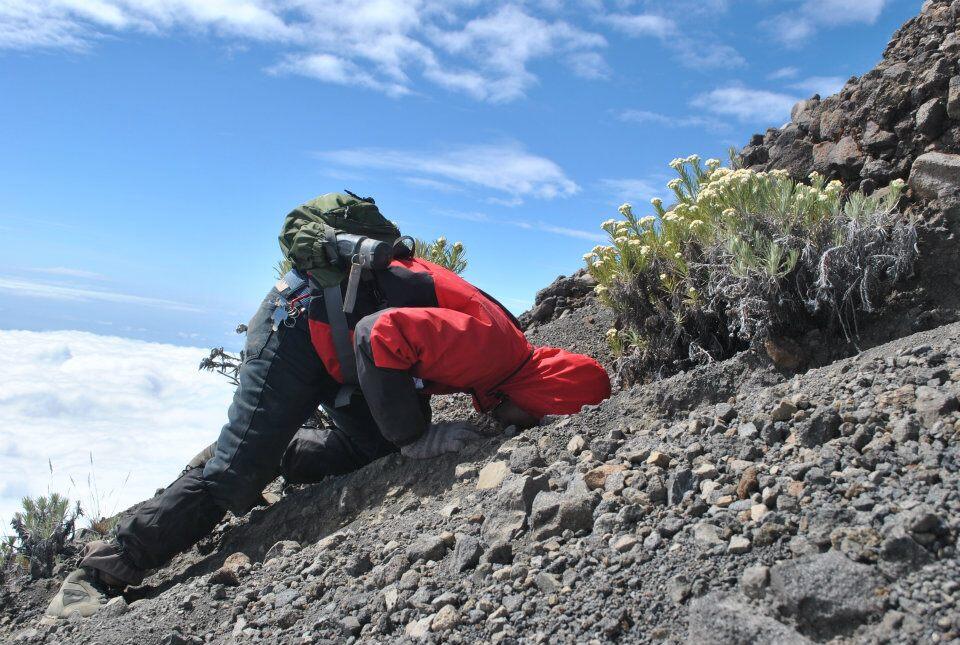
left=768, top=551, right=885, bottom=639
left=688, top=593, right=810, bottom=645
left=909, top=152, right=960, bottom=200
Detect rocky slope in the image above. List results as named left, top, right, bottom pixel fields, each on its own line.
left=3, top=2, right=960, bottom=644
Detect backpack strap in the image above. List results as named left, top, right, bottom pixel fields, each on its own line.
left=322, top=283, right=359, bottom=407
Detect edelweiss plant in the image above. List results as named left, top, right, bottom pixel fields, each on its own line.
left=415, top=237, right=468, bottom=274
left=587, top=155, right=917, bottom=382
left=10, top=492, right=80, bottom=579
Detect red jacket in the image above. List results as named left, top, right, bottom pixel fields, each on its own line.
left=306, top=257, right=611, bottom=421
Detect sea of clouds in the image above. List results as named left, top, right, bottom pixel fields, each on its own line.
left=0, top=329, right=235, bottom=533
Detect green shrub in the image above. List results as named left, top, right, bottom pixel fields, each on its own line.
left=10, top=492, right=80, bottom=578
left=586, top=156, right=917, bottom=382
left=415, top=237, right=468, bottom=274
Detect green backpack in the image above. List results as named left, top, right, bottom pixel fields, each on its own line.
left=278, top=191, right=401, bottom=287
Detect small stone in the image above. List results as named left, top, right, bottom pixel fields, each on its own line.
left=509, top=445, right=545, bottom=472
left=715, top=402, right=736, bottom=422
left=567, top=435, right=586, bottom=454
left=431, top=604, right=460, bottom=632
left=264, top=540, right=300, bottom=563
left=611, top=535, right=638, bottom=553
left=455, top=463, right=479, bottom=479
left=949, top=76, right=960, bottom=119
left=750, top=504, right=769, bottom=521
left=770, top=399, right=798, bottom=422
left=407, top=535, right=449, bottom=563
left=692, top=463, right=718, bottom=479
left=340, top=616, right=362, bottom=636
left=646, top=451, right=670, bottom=468
left=405, top=616, right=433, bottom=639
left=914, top=387, right=959, bottom=425
left=100, top=596, right=128, bottom=618
left=534, top=571, right=561, bottom=594
left=737, top=467, right=759, bottom=500
left=477, top=461, right=510, bottom=490
left=584, top=464, right=627, bottom=490
left=916, top=97, right=946, bottom=138
left=740, top=565, right=770, bottom=599
left=693, top=522, right=723, bottom=546
left=728, top=536, right=752, bottom=554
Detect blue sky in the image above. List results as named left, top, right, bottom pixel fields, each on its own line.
left=0, top=0, right=921, bottom=349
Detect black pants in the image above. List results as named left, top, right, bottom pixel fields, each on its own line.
left=114, top=289, right=402, bottom=572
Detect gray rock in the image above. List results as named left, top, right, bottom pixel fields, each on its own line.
left=769, top=551, right=884, bottom=639
left=481, top=510, right=527, bottom=550
left=693, top=523, right=723, bottom=547
left=529, top=488, right=596, bottom=540
left=794, top=407, right=841, bottom=447
left=949, top=75, right=960, bottom=119
left=406, top=535, right=449, bottom=563
left=508, top=445, right=545, bottom=473
left=100, top=596, right=128, bottom=618
left=497, top=474, right=550, bottom=516
left=667, top=468, right=695, bottom=506
left=916, top=97, right=946, bottom=137
left=740, top=565, right=770, bottom=599
left=688, top=593, right=810, bottom=645
left=910, top=152, right=960, bottom=200
left=371, top=553, right=409, bottom=587
left=534, top=571, right=561, bottom=594
left=913, top=386, right=959, bottom=425
left=452, top=534, right=482, bottom=572
left=340, top=616, right=361, bottom=636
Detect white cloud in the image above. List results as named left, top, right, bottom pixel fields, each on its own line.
left=768, top=66, right=800, bottom=80
left=427, top=4, right=607, bottom=102
left=617, top=108, right=728, bottom=131
left=691, top=85, right=799, bottom=124
left=601, top=13, right=676, bottom=38
left=318, top=142, right=579, bottom=201
left=565, top=50, right=610, bottom=80
left=0, top=1, right=608, bottom=103
left=0, top=276, right=203, bottom=312
left=33, top=267, right=108, bottom=280
left=790, top=75, right=847, bottom=98
left=510, top=221, right=606, bottom=241
left=765, top=0, right=890, bottom=47
left=599, top=10, right=743, bottom=69
left=600, top=178, right=665, bottom=204
left=0, top=330, right=234, bottom=531
left=433, top=209, right=604, bottom=241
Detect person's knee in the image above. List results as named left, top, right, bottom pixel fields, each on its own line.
left=202, top=456, right=265, bottom=515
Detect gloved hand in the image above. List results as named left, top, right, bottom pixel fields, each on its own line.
left=400, top=422, right=485, bottom=460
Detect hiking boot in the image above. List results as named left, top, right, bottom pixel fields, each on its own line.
left=42, top=568, right=107, bottom=622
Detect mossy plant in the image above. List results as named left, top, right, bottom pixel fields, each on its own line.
left=587, top=156, right=917, bottom=382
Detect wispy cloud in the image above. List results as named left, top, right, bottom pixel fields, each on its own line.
left=434, top=210, right=604, bottom=242
left=764, top=0, right=890, bottom=47
left=0, top=276, right=202, bottom=312
left=790, top=75, right=847, bottom=98
left=599, top=178, right=667, bottom=205
left=33, top=267, right=108, bottom=280
left=318, top=142, right=579, bottom=202
left=601, top=13, right=677, bottom=39
left=599, top=10, right=744, bottom=69
left=617, top=109, right=729, bottom=131
left=768, top=66, right=800, bottom=80
left=691, top=85, right=798, bottom=124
